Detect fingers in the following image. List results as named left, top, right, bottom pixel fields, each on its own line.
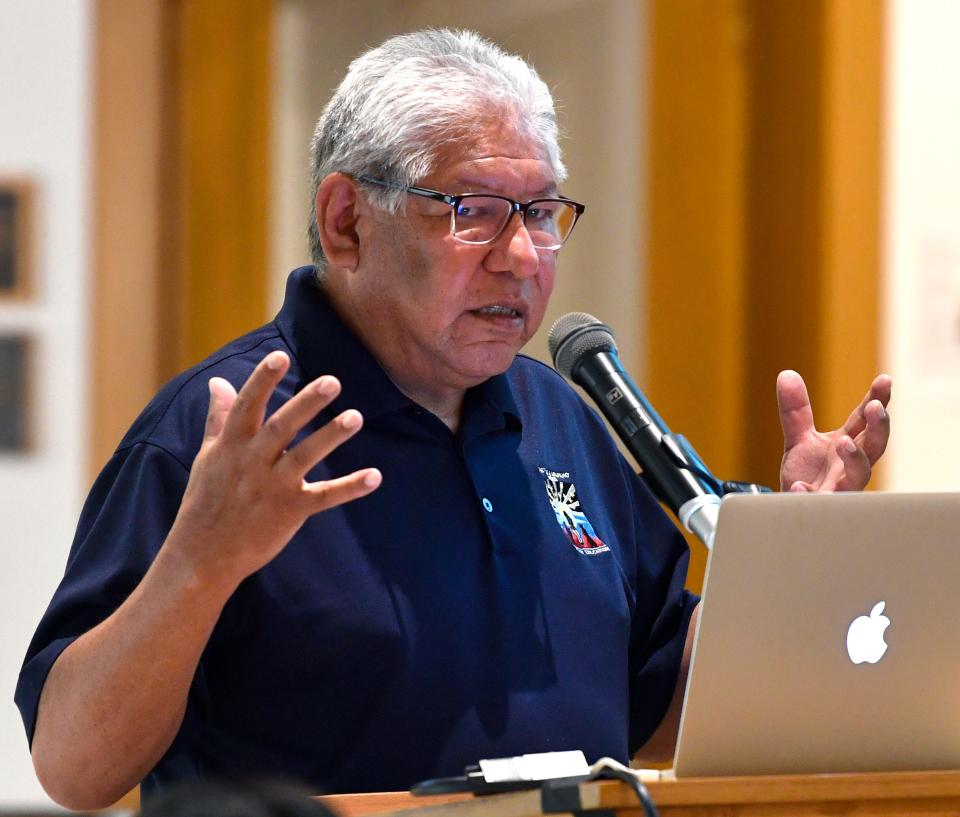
left=776, top=370, right=815, bottom=450
left=281, top=408, right=364, bottom=477
left=204, top=377, right=238, bottom=441
left=855, top=374, right=892, bottom=465
left=302, top=468, right=383, bottom=513
left=856, top=397, right=890, bottom=465
left=788, top=433, right=872, bottom=493
left=256, top=375, right=342, bottom=461
left=867, top=373, right=893, bottom=407
left=238, top=361, right=378, bottom=498
left=285, top=412, right=381, bottom=516
left=835, top=434, right=872, bottom=490
left=210, top=351, right=376, bottom=489
left=841, top=373, right=893, bottom=439
left=221, top=351, right=291, bottom=440
left=838, top=373, right=891, bottom=468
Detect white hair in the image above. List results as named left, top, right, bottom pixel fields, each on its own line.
left=307, top=28, right=566, bottom=277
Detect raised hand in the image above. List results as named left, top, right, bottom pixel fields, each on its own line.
left=777, top=370, right=891, bottom=493
left=169, top=350, right=382, bottom=585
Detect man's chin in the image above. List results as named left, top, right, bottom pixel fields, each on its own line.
left=455, top=348, right=522, bottom=385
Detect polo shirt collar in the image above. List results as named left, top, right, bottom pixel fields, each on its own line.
left=274, top=267, right=522, bottom=431
left=274, top=267, right=409, bottom=421
left=464, top=364, right=522, bottom=435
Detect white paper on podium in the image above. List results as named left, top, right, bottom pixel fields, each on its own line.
left=478, top=750, right=589, bottom=783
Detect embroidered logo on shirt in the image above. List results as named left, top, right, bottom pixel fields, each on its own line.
left=539, top=467, right=610, bottom=555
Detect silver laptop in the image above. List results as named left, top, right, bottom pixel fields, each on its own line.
left=673, top=491, right=960, bottom=777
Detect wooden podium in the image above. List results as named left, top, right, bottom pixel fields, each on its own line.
left=322, top=772, right=960, bottom=817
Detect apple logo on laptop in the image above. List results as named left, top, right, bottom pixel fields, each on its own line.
left=846, top=601, right=890, bottom=664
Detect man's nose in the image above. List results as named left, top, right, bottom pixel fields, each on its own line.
left=498, top=213, right=540, bottom=278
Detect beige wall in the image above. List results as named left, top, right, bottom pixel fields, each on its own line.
left=883, top=0, right=960, bottom=490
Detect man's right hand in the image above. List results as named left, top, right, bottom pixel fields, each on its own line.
left=169, top=349, right=382, bottom=587
left=30, top=349, right=381, bottom=810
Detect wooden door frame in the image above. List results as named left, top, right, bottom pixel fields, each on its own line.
left=91, top=0, right=272, bottom=476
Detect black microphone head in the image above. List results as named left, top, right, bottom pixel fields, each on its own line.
left=548, top=312, right=618, bottom=380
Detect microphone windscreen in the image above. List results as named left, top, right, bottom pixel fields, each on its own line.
left=548, top=312, right=618, bottom=380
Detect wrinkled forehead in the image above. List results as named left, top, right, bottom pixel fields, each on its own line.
left=424, top=116, right=558, bottom=196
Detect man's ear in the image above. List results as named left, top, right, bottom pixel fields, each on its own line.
left=315, top=173, right=361, bottom=272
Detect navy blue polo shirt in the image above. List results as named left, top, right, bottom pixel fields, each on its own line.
left=17, top=267, right=696, bottom=795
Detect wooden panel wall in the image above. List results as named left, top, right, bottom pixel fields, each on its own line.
left=741, top=1, right=827, bottom=486
left=817, top=1, right=884, bottom=448
left=92, top=0, right=171, bottom=475
left=742, top=0, right=884, bottom=488
left=647, top=0, right=884, bottom=591
left=92, top=0, right=272, bottom=474
left=169, top=0, right=273, bottom=377
left=646, top=1, right=748, bottom=585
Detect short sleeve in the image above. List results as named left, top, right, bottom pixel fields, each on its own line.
left=15, top=442, right=190, bottom=744
left=624, top=463, right=700, bottom=754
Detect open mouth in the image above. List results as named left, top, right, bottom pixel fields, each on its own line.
left=474, top=304, right=523, bottom=320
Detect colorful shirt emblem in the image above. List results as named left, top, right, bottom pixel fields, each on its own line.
left=540, top=467, right=610, bottom=554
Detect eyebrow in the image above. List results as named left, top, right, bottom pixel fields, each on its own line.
left=448, top=178, right=560, bottom=198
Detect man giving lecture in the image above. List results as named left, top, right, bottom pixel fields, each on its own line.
left=17, top=29, right=891, bottom=810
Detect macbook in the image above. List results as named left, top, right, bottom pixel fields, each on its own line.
left=673, top=491, right=960, bottom=777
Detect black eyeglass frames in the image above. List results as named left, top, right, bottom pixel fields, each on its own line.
left=355, top=175, right=585, bottom=250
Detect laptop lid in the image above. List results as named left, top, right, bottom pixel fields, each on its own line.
left=673, top=491, right=960, bottom=777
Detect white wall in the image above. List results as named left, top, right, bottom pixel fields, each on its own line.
left=883, top=0, right=960, bottom=490
left=0, top=0, right=91, bottom=806
left=272, top=0, right=648, bottom=377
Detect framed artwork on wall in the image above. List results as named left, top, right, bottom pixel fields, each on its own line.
left=0, top=180, right=34, bottom=299
left=0, top=333, right=31, bottom=452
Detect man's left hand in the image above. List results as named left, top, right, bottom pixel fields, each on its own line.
left=777, top=371, right=892, bottom=493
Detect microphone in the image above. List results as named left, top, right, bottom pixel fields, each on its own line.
left=548, top=312, right=721, bottom=549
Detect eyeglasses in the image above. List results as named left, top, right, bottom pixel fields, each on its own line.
left=355, top=175, right=585, bottom=250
